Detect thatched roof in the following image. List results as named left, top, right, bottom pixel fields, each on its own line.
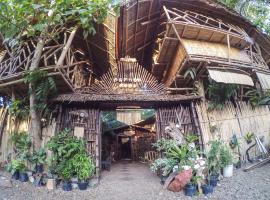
left=1, top=0, right=270, bottom=99
left=120, top=0, right=270, bottom=69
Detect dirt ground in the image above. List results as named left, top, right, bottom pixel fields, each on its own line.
left=0, top=161, right=270, bottom=200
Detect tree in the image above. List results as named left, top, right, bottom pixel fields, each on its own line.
left=219, top=0, right=270, bottom=34
left=0, top=0, right=118, bottom=150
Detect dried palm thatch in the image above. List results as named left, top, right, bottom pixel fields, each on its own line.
left=78, top=57, right=166, bottom=95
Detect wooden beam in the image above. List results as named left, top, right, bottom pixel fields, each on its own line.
left=0, top=72, right=60, bottom=88
left=227, top=34, right=231, bottom=63
left=56, top=27, right=77, bottom=68
left=166, top=87, right=194, bottom=91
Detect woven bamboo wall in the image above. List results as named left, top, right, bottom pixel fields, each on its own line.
left=0, top=108, right=30, bottom=164
left=0, top=108, right=57, bottom=165
left=196, top=101, right=270, bottom=162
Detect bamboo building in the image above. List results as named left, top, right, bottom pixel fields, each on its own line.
left=0, top=0, right=270, bottom=175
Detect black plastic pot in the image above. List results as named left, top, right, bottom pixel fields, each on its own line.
left=184, top=183, right=197, bottom=197
left=247, top=140, right=252, bottom=144
left=202, top=184, right=214, bottom=195
left=11, top=171, right=20, bottom=180
left=35, top=164, right=44, bottom=173
left=78, top=181, right=88, bottom=190
left=62, top=181, right=72, bottom=191
left=160, top=175, right=168, bottom=185
left=210, top=174, right=219, bottom=187
left=19, top=172, right=29, bottom=182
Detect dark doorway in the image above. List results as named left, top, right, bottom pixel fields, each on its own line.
left=101, top=108, right=156, bottom=168
left=119, top=136, right=132, bottom=160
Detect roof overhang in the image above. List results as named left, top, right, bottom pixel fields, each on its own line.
left=53, top=93, right=201, bottom=108
left=208, top=67, right=254, bottom=86
left=256, top=71, right=270, bottom=90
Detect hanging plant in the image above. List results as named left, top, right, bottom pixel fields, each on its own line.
left=207, top=83, right=238, bottom=110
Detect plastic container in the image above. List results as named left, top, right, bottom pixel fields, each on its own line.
left=223, top=164, right=233, bottom=177
left=184, top=183, right=197, bottom=197
left=202, top=184, right=214, bottom=195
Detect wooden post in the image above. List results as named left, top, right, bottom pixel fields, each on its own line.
left=227, top=34, right=231, bottom=63
left=191, top=102, right=205, bottom=151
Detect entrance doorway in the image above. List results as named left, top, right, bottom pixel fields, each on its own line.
left=101, top=108, right=156, bottom=169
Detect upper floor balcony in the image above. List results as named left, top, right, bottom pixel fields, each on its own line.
left=152, top=6, right=270, bottom=87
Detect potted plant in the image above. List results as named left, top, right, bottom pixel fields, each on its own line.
left=201, top=183, right=214, bottom=195
left=206, top=140, right=222, bottom=187
left=73, top=153, right=95, bottom=190
left=220, top=144, right=233, bottom=177
left=31, top=148, right=46, bottom=173
left=244, top=132, right=254, bottom=144
left=16, top=159, right=28, bottom=182
left=59, top=161, right=73, bottom=191
left=184, top=175, right=200, bottom=197
left=6, top=159, right=21, bottom=180
left=150, top=157, right=177, bottom=184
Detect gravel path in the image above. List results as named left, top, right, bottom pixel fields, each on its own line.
left=1, top=161, right=270, bottom=200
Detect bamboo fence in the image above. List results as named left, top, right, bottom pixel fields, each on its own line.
left=196, top=101, right=270, bottom=162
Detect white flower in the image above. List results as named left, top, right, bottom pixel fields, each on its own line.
left=194, top=164, right=200, bottom=170
left=200, top=160, right=206, bottom=166
left=182, top=165, right=191, bottom=170
left=173, top=165, right=179, bottom=172
left=48, top=10, right=53, bottom=17
left=189, top=142, right=195, bottom=149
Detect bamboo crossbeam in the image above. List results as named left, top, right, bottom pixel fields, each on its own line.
left=56, top=27, right=77, bottom=68
left=166, top=88, right=194, bottom=91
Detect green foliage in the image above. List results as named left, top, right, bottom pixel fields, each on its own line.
left=72, top=153, right=95, bottom=181
left=151, top=136, right=200, bottom=176
left=220, top=144, right=233, bottom=166
left=46, top=129, right=91, bottom=181
left=165, top=143, right=199, bottom=167
left=245, top=89, right=270, bottom=107
left=244, top=132, right=255, bottom=143
left=46, top=129, right=86, bottom=161
left=6, top=158, right=26, bottom=174
left=59, top=159, right=73, bottom=181
left=152, top=138, right=177, bottom=153
left=9, top=99, right=29, bottom=120
left=185, top=134, right=199, bottom=144
left=31, top=148, right=46, bottom=165
left=219, top=0, right=270, bottom=34
left=23, top=69, right=57, bottom=102
left=23, top=69, right=57, bottom=119
left=190, top=175, right=202, bottom=185
left=9, top=131, right=32, bottom=160
left=207, top=83, right=238, bottom=110
left=141, top=109, right=155, bottom=120
left=150, top=158, right=178, bottom=176
left=206, top=140, right=223, bottom=175
left=0, top=0, right=119, bottom=45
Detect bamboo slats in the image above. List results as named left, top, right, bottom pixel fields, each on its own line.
left=0, top=108, right=30, bottom=164
left=156, top=104, right=195, bottom=139
left=59, top=106, right=101, bottom=176
left=80, top=58, right=166, bottom=95
left=196, top=101, right=270, bottom=162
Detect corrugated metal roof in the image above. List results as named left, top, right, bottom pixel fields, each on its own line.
left=256, top=72, right=270, bottom=90
left=208, top=69, right=254, bottom=86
